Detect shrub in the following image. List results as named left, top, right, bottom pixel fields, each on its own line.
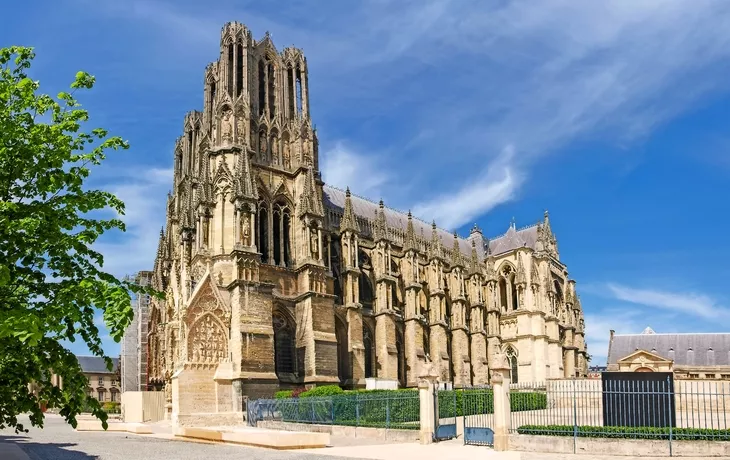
left=274, top=390, right=294, bottom=399
left=516, top=425, right=730, bottom=440
left=438, top=389, right=546, bottom=418
left=278, top=388, right=420, bottom=429
left=101, top=402, right=120, bottom=414
left=300, top=385, right=344, bottom=398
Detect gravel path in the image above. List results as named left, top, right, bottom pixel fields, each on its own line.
left=0, top=415, right=368, bottom=460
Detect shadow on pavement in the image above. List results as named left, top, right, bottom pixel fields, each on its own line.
left=0, top=434, right=99, bottom=459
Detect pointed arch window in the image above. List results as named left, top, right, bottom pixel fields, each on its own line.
left=287, top=65, right=295, bottom=118
left=227, top=43, right=234, bottom=96
left=272, top=200, right=291, bottom=267
left=256, top=201, right=269, bottom=264
left=295, top=66, right=303, bottom=114
left=208, top=81, right=216, bottom=134
left=363, top=324, right=374, bottom=378
left=258, top=60, right=266, bottom=116
left=268, top=62, right=276, bottom=118
left=335, top=316, right=349, bottom=385
left=235, top=43, right=244, bottom=97
left=359, top=273, right=374, bottom=308
left=499, top=278, right=508, bottom=313
left=273, top=311, right=295, bottom=375
left=396, top=326, right=406, bottom=388
left=506, top=347, right=518, bottom=384
left=330, top=239, right=342, bottom=304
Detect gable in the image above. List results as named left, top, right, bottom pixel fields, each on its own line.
left=617, top=349, right=673, bottom=364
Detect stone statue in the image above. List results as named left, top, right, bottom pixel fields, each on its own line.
left=221, top=109, right=233, bottom=144
left=283, top=142, right=290, bottom=168
left=236, top=114, right=245, bottom=145
left=202, top=218, right=209, bottom=247
left=310, top=228, right=319, bottom=259
left=259, top=133, right=268, bottom=161
left=271, top=139, right=279, bottom=165
left=241, top=214, right=250, bottom=245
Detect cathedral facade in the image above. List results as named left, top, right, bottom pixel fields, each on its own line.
left=147, top=22, right=588, bottom=425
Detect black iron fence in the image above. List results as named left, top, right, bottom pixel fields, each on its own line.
left=247, top=391, right=420, bottom=430
left=509, top=376, right=730, bottom=455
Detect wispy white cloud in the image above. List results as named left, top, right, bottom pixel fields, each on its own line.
left=320, top=142, right=390, bottom=198
left=412, top=145, right=523, bottom=230
left=70, top=1, right=730, bottom=229
left=94, top=167, right=173, bottom=278
left=607, top=283, right=730, bottom=320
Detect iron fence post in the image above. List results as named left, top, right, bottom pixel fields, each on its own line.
left=386, top=396, right=391, bottom=429
left=668, top=376, right=673, bottom=457
left=356, top=393, right=360, bottom=427
left=573, top=377, right=577, bottom=454
left=331, top=397, right=335, bottom=425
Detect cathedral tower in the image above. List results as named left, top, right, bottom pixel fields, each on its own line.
left=147, top=21, right=588, bottom=428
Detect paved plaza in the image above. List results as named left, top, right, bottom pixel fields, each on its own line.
left=1, top=415, right=727, bottom=460
left=0, top=416, right=365, bottom=460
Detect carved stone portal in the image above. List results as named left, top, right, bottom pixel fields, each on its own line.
left=188, top=314, right=227, bottom=363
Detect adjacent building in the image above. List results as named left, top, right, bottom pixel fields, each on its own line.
left=121, top=271, right=153, bottom=392
left=588, top=366, right=607, bottom=379
left=607, top=327, right=730, bottom=380
left=145, top=21, right=588, bottom=426
left=79, top=356, right=121, bottom=402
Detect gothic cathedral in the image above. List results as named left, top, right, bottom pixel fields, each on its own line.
left=147, top=22, right=588, bottom=426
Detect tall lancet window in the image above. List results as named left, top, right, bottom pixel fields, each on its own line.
left=235, top=44, right=244, bottom=97
left=227, top=43, right=234, bottom=96
left=273, top=207, right=281, bottom=266
left=256, top=201, right=269, bottom=264
left=258, top=60, right=266, bottom=116
left=272, top=201, right=292, bottom=267
left=268, top=63, right=276, bottom=118
left=282, top=206, right=291, bottom=266
left=208, top=82, right=216, bottom=133
left=363, top=324, right=374, bottom=378
left=187, top=130, right=193, bottom=174
left=295, top=67, right=303, bottom=114
left=273, top=311, right=295, bottom=375
left=287, top=65, right=295, bottom=118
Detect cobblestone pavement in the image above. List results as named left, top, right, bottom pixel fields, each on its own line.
left=0, top=416, right=368, bottom=460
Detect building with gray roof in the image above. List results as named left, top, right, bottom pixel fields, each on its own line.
left=607, top=327, right=730, bottom=380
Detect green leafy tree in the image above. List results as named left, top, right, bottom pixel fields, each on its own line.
left=0, top=46, right=157, bottom=431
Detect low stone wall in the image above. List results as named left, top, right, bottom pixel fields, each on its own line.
left=174, top=411, right=245, bottom=427
left=258, top=420, right=420, bottom=442
left=509, top=433, right=730, bottom=457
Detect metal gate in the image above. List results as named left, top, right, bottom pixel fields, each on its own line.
left=434, top=388, right=457, bottom=441
left=462, top=386, right=494, bottom=446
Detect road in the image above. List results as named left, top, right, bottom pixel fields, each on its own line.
left=0, top=415, right=366, bottom=460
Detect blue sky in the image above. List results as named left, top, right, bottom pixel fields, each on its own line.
left=4, top=0, right=730, bottom=366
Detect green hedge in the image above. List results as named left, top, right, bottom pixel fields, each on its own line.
left=517, top=425, right=730, bottom=440
left=300, top=385, right=344, bottom=398
left=102, top=402, right=121, bottom=414
left=277, top=389, right=419, bottom=429
left=437, top=390, right=547, bottom=418
left=274, top=390, right=294, bottom=399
